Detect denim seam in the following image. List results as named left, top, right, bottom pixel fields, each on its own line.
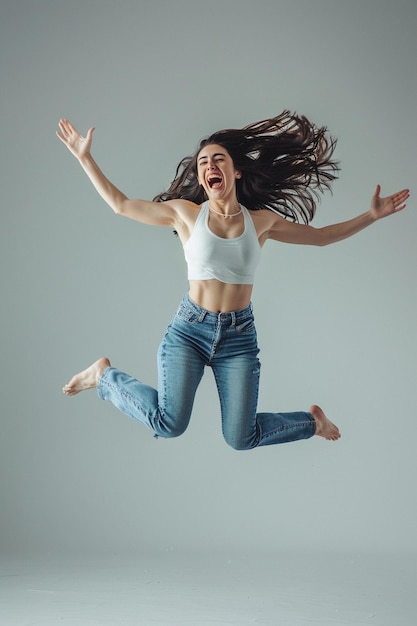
left=261, top=420, right=316, bottom=441
left=158, top=339, right=168, bottom=418
left=100, top=377, right=157, bottom=430
left=212, top=373, right=226, bottom=441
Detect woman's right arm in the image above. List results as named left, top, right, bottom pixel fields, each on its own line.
left=56, top=119, right=177, bottom=227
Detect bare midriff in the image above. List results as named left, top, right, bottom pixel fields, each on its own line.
left=188, top=280, right=253, bottom=313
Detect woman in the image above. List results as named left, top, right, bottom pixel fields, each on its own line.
left=56, top=113, right=409, bottom=450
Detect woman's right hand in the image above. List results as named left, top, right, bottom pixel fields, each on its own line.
left=56, top=119, right=95, bottom=161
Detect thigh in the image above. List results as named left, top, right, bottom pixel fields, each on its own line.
left=157, top=322, right=206, bottom=433
left=212, top=352, right=261, bottom=450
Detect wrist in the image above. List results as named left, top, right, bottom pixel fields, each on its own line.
left=78, top=153, right=94, bottom=169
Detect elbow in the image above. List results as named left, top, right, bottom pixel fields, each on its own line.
left=305, top=230, right=326, bottom=247
left=112, top=197, right=129, bottom=216
left=315, top=228, right=331, bottom=247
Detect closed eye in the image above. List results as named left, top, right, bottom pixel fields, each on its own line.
left=198, top=151, right=227, bottom=165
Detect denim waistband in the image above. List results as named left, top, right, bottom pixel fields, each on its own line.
left=181, top=293, right=254, bottom=325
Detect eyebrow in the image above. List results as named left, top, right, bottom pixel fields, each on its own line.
left=198, top=152, right=226, bottom=163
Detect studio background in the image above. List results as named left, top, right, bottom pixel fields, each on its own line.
left=1, top=0, right=416, bottom=561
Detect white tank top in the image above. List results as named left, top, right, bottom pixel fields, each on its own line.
left=183, top=202, right=261, bottom=284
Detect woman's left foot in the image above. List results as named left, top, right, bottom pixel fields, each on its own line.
left=62, top=357, right=110, bottom=396
left=310, top=404, right=341, bottom=441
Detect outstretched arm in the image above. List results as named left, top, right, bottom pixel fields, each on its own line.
left=56, top=119, right=177, bottom=227
left=268, top=185, right=410, bottom=246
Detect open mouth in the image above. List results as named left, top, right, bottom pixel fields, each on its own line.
left=208, top=176, right=223, bottom=189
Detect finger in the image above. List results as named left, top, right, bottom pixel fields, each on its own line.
left=58, top=119, right=73, bottom=138
left=392, top=189, right=409, bottom=205
left=59, top=118, right=70, bottom=132
left=58, top=119, right=66, bottom=134
left=374, top=184, right=381, bottom=197
left=86, top=127, right=95, bottom=141
left=61, top=118, right=73, bottom=130
left=56, top=130, right=68, bottom=144
left=392, top=192, right=409, bottom=211
left=60, top=118, right=77, bottom=137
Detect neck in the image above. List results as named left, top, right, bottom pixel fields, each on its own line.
left=208, top=198, right=241, bottom=217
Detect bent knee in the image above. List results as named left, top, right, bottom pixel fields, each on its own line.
left=223, top=433, right=257, bottom=451
left=154, top=415, right=189, bottom=439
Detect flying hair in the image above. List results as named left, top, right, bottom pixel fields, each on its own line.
left=153, top=110, right=339, bottom=224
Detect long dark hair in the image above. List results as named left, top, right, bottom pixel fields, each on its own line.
left=153, top=110, right=339, bottom=224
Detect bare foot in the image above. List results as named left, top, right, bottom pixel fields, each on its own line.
left=310, top=404, right=341, bottom=441
left=62, top=357, right=110, bottom=396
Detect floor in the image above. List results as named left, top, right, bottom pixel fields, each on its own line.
left=0, top=551, right=415, bottom=625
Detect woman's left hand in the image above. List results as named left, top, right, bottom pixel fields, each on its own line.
left=370, top=185, right=409, bottom=220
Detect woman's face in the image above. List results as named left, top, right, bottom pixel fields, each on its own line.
left=197, top=144, right=241, bottom=201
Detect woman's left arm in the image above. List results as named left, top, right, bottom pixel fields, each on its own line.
left=268, top=185, right=410, bottom=246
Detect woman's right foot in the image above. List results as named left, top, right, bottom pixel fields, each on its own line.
left=62, top=357, right=110, bottom=396
left=310, top=404, right=341, bottom=441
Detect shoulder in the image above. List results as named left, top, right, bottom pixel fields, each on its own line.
left=169, top=199, right=204, bottom=223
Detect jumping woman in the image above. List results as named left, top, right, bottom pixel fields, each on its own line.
left=57, top=112, right=409, bottom=450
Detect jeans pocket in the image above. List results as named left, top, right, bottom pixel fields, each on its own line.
left=236, top=318, right=256, bottom=333
left=176, top=304, right=200, bottom=324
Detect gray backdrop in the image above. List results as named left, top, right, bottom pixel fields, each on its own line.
left=1, top=0, right=416, bottom=558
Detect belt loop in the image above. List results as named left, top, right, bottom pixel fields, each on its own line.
left=231, top=311, right=236, bottom=326
left=198, top=310, right=207, bottom=322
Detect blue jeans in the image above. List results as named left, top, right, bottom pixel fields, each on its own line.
left=97, top=294, right=316, bottom=450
